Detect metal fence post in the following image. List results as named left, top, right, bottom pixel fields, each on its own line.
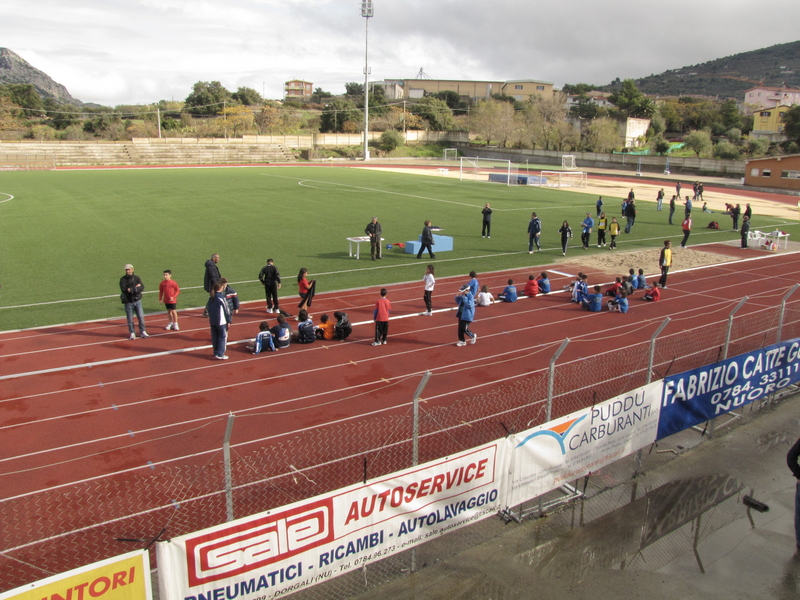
left=777, top=284, right=799, bottom=343
left=710, top=297, right=748, bottom=437
left=635, top=318, right=670, bottom=476
left=223, top=413, right=236, bottom=522
left=547, top=339, right=570, bottom=422
left=411, top=371, right=431, bottom=573
left=647, top=318, right=671, bottom=385
left=722, top=297, right=748, bottom=361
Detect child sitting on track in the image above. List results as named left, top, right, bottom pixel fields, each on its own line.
left=523, top=275, right=539, bottom=297
left=607, top=289, right=629, bottom=313
left=292, top=309, right=316, bottom=344
left=477, top=284, right=495, bottom=306
left=315, top=314, right=335, bottom=339
left=606, top=277, right=622, bottom=297
left=571, top=274, right=588, bottom=303
left=536, top=272, right=551, bottom=294
left=636, top=268, right=646, bottom=290
left=249, top=321, right=276, bottom=354
left=333, top=311, right=352, bottom=340
left=498, top=279, right=518, bottom=302
left=643, top=283, right=662, bottom=301
left=581, top=285, right=603, bottom=312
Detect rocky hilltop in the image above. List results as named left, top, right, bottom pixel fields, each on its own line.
left=0, top=48, right=81, bottom=105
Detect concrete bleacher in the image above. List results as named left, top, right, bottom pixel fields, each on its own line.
left=0, top=140, right=295, bottom=167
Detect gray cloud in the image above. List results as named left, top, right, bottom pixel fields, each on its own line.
left=0, top=0, right=798, bottom=104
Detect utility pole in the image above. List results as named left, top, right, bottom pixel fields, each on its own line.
left=361, top=1, right=373, bottom=161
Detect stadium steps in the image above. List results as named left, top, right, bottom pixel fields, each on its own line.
left=0, top=141, right=295, bottom=167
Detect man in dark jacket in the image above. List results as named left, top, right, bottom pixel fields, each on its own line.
left=481, top=203, right=492, bottom=238
left=119, top=263, right=148, bottom=340
left=365, top=217, right=382, bottom=260
left=416, top=220, right=435, bottom=259
left=258, top=258, right=282, bottom=313
left=527, top=212, right=542, bottom=253
left=624, top=200, right=637, bottom=233
left=201, top=254, right=221, bottom=317
left=207, top=281, right=232, bottom=359
left=787, top=436, right=800, bottom=552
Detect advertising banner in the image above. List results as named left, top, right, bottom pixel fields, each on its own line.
left=657, top=338, right=800, bottom=440
left=0, top=550, right=151, bottom=600
left=157, top=444, right=502, bottom=600
left=506, top=382, right=662, bottom=507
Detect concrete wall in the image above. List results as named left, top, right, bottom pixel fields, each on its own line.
left=453, top=144, right=746, bottom=177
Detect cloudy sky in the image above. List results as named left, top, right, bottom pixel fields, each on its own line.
left=2, top=0, right=799, bottom=106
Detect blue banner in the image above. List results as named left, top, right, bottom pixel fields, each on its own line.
left=657, top=338, right=800, bottom=440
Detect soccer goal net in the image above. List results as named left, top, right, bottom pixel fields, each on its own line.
left=443, top=148, right=459, bottom=160
left=536, top=171, right=588, bottom=188
left=561, top=155, right=576, bottom=169
left=459, top=157, right=519, bottom=185
left=0, top=153, right=56, bottom=171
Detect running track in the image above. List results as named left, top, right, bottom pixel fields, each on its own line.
left=3, top=241, right=800, bottom=502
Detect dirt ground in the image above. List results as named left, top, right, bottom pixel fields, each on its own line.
left=562, top=246, right=736, bottom=276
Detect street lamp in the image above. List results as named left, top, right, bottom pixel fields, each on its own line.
left=361, top=1, right=373, bottom=161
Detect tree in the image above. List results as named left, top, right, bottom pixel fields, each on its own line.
left=519, top=92, right=573, bottom=150
left=469, top=99, right=516, bottom=147
left=344, top=82, right=364, bottom=96
left=608, top=79, right=645, bottom=114
left=410, top=97, right=455, bottom=131
left=584, top=117, right=619, bottom=153
left=185, top=81, right=232, bottom=115
left=0, top=96, right=21, bottom=132
left=714, top=140, right=740, bottom=160
left=683, top=130, right=713, bottom=157
left=650, top=134, right=671, bottom=156
left=221, top=105, right=255, bottom=136
left=783, top=105, right=800, bottom=145
left=0, top=83, right=43, bottom=111
left=720, top=99, right=743, bottom=130
left=319, top=99, right=361, bottom=133
left=231, top=87, right=263, bottom=106
left=312, top=87, right=333, bottom=103
left=380, top=130, right=404, bottom=152
left=569, top=95, right=598, bottom=120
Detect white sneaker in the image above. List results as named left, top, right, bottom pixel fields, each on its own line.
left=372, top=341, right=381, bottom=346
left=529, top=251, right=533, bottom=254
left=164, top=324, right=172, bottom=330
left=129, top=333, right=136, bottom=340
left=266, top=308, right=273, bottom=313
left=471, top=334, right=478, bottom=345
left=487, top=236, right=490, bottom=238
left=215, top=355, right=229, bottom=360
left=425, top=311, right=432, bottom=316
left=456, top=341, right=467, bottom=347
left=173, top=324, right=180, bottom=331
left=140, top=331, right=150, bottom=338
left=382, top=340, right=387, bottom=345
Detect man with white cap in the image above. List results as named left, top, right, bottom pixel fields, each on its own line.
left=119, top=264, right=148, bottom=340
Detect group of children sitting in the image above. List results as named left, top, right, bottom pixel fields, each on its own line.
left=475, top=272, right=552, bottom=306
left=247, top=310, right=353, bottom=354
left=565, top=268, right=662, bottom=314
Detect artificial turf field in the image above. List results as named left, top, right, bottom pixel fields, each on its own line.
left=0, top=165, right=793, bottom=331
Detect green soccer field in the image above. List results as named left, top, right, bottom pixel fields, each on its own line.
left=0, top=166, right=791, bottom=331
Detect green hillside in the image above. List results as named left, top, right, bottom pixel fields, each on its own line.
left=599, top=40, right=800, bottom=99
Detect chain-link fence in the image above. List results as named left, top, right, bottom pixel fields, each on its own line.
left=2, top=292, right=800, bottom=595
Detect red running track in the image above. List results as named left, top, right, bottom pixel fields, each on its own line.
left=2, top=242, right=800, bottom=501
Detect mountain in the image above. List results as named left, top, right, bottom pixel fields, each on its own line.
left=0, top=48, right=81, bottom=105
left=600, top=40, right=800, bottom=100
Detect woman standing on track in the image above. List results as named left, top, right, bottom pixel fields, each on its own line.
left=422, top=264, right=435, bottom=316
left=455, top=285, right=477, bottom=347
left=297, top=268, right=315, bottom=309
left=558, top=221, right=572, bottom=256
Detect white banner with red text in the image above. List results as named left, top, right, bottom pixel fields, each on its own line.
left=157, top=445, right=502, bottom=600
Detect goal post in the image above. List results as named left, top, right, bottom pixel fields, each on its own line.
left=459, top=157, right=519, bottom=186
left=536, top=171, right=588, bottom=188
left=443, top=148, right=458, bottom=160
left=561, top=154, right=576, bottom=169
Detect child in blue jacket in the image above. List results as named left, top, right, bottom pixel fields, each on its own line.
left=498, top=279, right=518, bottom=302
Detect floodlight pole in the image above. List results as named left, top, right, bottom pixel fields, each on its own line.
left=362, top=1, right=373, bottom=161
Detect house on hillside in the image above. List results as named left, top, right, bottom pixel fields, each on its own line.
left=566, top=91, right=613, bottom=110
left=284, top=80, right=313, bottom=101
left=744, top=85, right=800, bottom=112
left=751, top=105, right=792, bottom=141
left=744, top=154, right=800, bottom=191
